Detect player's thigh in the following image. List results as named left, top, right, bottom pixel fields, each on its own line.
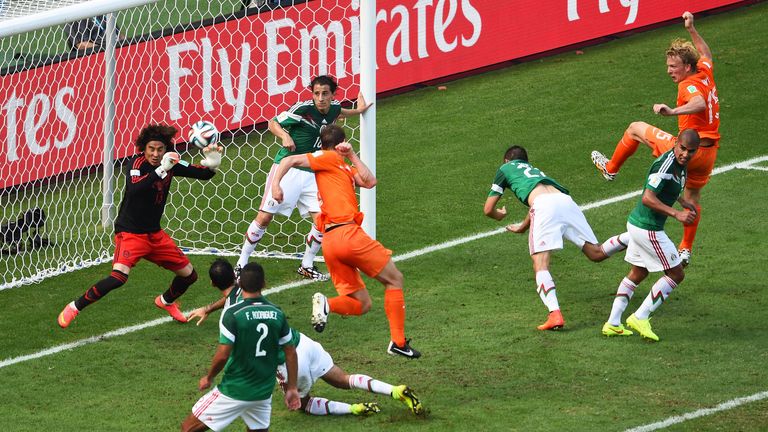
left=304, top=337, right=334, bottom=384
left=686, top=146, right=718, bottom=189
left=559, top=196, right=598, bottom=248
left=323, top=231, right=366, bottom=294
left=260, top=167, right=303, bottom=217
left=643, top=126, right=676, bottom=157
left=529, top=195, right=564, bottom=254
left=296, top=171, right=320, bottom=217
left=342, top=226, right=392, bottom=278
left=112, top=232, right=151, bottom=269
left=144, top=230, right=190, bottom=272
left=625, top=223, right=681, bottom=272
left=239, top=397, right=272, bottom=431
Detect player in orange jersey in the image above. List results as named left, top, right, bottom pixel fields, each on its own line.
left=271, top=124, right=420, bottom=359
left=591, top=11, right=719, bottom=266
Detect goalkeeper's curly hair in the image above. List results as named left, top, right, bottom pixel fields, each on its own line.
left=134, top=124, right=178, bottom=152
left=666, top=38, right=700, bottom=73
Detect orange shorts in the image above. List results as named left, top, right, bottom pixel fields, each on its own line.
left=644, top=126, right=719, bottom=189
left=322, top=224, right=392, bottom=295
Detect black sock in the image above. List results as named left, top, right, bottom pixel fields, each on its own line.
left=162, top=269, right=198, bottom=303
left=75, top=270, right=128, bottom=310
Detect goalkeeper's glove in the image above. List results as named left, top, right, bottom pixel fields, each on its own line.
left=201, top=145, right=222, bottom=171
left=156, top=152, right=180, bottom=178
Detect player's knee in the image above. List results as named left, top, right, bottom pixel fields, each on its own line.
left=184, top=269, right=199, bottom=284
left=627, top=121, right=647, bottom=137
left=668, top=266, right=685, bottom=284
left=359, top=297, right=373, bottom=314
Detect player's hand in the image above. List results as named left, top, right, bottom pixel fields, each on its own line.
left=200, top=144, right=223, bottom=171
left=677, top=208, right=697, bottom=225
left=682, top=11, right=694, bottom=30
left=506, top=222, right=528, bottom=234
left=281, top=135, right=296, bottom=152
left=284, top=387, right=301, bottom=410
left=496, top=206, right=507, bottom=220
left=272, top=185, right=284, bottom=204
left=335, top=141, right=353, bottom=157
left=198, top=376, right=212, bottom=391
left=186, top=307, right=209, bottom=326
left=653, top=104, right=673, bottom=116
left=160, top=152, right=180, bottom=171
left=355, top=92, right=373, bottom=114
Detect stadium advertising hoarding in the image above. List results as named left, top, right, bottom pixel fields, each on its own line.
left=0, top=0, right=745, bottom=188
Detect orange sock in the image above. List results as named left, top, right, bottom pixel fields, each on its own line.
left=606, top=131, right=640, bottom=174
left=680, top=204, right=702, bottom=251
left=328, top=295, right=363, bottom=316
left=384, top=288, right=406, bottom=346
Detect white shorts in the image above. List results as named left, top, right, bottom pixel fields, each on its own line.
left=624, top=222, right=682, bottom=272
left=276, top=333, right=334, bottom=398
left=191, top=387, right=272, bottom=432
left=260, top=164, right=320, bottom=218
left=528, top=193, right=598, bottom=254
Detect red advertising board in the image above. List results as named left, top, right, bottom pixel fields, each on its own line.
left=0, top=0, right=747, bottom=188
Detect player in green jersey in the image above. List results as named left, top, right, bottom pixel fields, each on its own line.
left=181, top=262, right=300, bottom=432
left=602, top=129, right=699, bottom=341
left=236, top=76, right=371, bottom=282
left=484, top=145, right=630, bottom=331
left=187, top=259, right=425, bottom=418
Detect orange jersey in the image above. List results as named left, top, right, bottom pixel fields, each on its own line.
left=306, top=150, right=361, bottom=226
left=677, top=57, right=720, bottom=140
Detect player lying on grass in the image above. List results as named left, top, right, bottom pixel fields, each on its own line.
left=58, top=124, right=223, bottom=328
left=187, top=259, right=425, bottom=417
left=484, top=145, right=630, bottom=331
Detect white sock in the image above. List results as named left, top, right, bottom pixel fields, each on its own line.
left=601, top=232, right=630, bottom=256
left=536, top=270, right=559, bottom=312
left=301, top=225, right=323, bottom=268
left=349, top=374, right=393, bottom=395
left=635, top=276, right=677, bottom=319
left=305, top=397, right=352, bottom=415
left=607, top=277, right=637, bottom=326
left=237, top=221, right=266, bottom=268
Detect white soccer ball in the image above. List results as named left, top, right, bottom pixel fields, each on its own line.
left=189, top=120, right=220, bottom=149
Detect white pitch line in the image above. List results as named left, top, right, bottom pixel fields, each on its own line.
left=624, top=390, right=768, bottom=432
left=2, top=155, right=767, bottom=374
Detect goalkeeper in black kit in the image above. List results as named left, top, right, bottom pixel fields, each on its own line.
left=58, top=124, right=223, bottom=328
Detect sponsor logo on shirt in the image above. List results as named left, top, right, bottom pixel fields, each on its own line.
left=686, top=85, right=697, bottom=94
left=648, top=173, right=662, bottom=188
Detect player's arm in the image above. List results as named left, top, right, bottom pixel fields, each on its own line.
left=337, top=143, right=376, bottom=189
left=654, top=95, right=705, bottom=117
left=271, top=154, right=312, bottom=203
left=125, top=155, right=177, bottom=193
left=683, top=12, right=712, bottom=60
left=282, top=343, right=301, bottom=410
left=339, top=92, right=372, bottom=118
left=641, top=189, right=696, bottom=224
left=506, top=212, right=530, bottom=234
left=483, top=195, right=507, bottom=221
left=172, top=144, right=222, bottom=179
left=268, top=117, right=296, bottom=152
left=198, top=343, right=232, bottom=391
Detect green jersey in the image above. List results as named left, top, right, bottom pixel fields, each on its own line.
left=488, top=159, right=568, bottom=206
left=273, top=100, right=342, bottom=168
left=628, top=150, right=686, bottom=231
left=276, top=328, right=302, bottom=364
left=217, top=295, right=294, bottom=401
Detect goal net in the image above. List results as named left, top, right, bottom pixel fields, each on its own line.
left=0, top=0, right=369, bottom=290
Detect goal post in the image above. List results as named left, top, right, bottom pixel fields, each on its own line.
left=0, top=0, right=375, bottom=290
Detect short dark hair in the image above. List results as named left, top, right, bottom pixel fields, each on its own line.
left=310, top=75, right=338, bottom=93
left=504, top=145, right=528, bottom=162
left=320, top=124, right=346, bottom=150
left=239, top=262, right=265, bottom=293
left=209, top=258, right=235, bottom=291
left=135, top=124, right=178, bottom=152
left=677, top=128, right=701, bottom=149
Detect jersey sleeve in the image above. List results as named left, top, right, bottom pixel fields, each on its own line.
left=277, top=316, right=294, bottom=347
left=171, top=159, right=216, bottom=180
left=488, top=168, right=507, bottom=197
left=678, top=78, right=704, bottom=104
left=274, top=101, right=306, bottom=127
left=218, top=309, right=236, bottom=345
left=644, top=160, right=667, bottom=194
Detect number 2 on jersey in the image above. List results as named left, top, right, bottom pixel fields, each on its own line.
left=254, top=323, right=268, bottom=357
left=515, top=162, right=545, bottom=178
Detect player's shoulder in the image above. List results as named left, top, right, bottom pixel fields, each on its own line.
left=697, top=57, right=714, bottom=71
left=286, top=100, right=314, bottom=114
left=652, top=151, right=677, bottom=173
